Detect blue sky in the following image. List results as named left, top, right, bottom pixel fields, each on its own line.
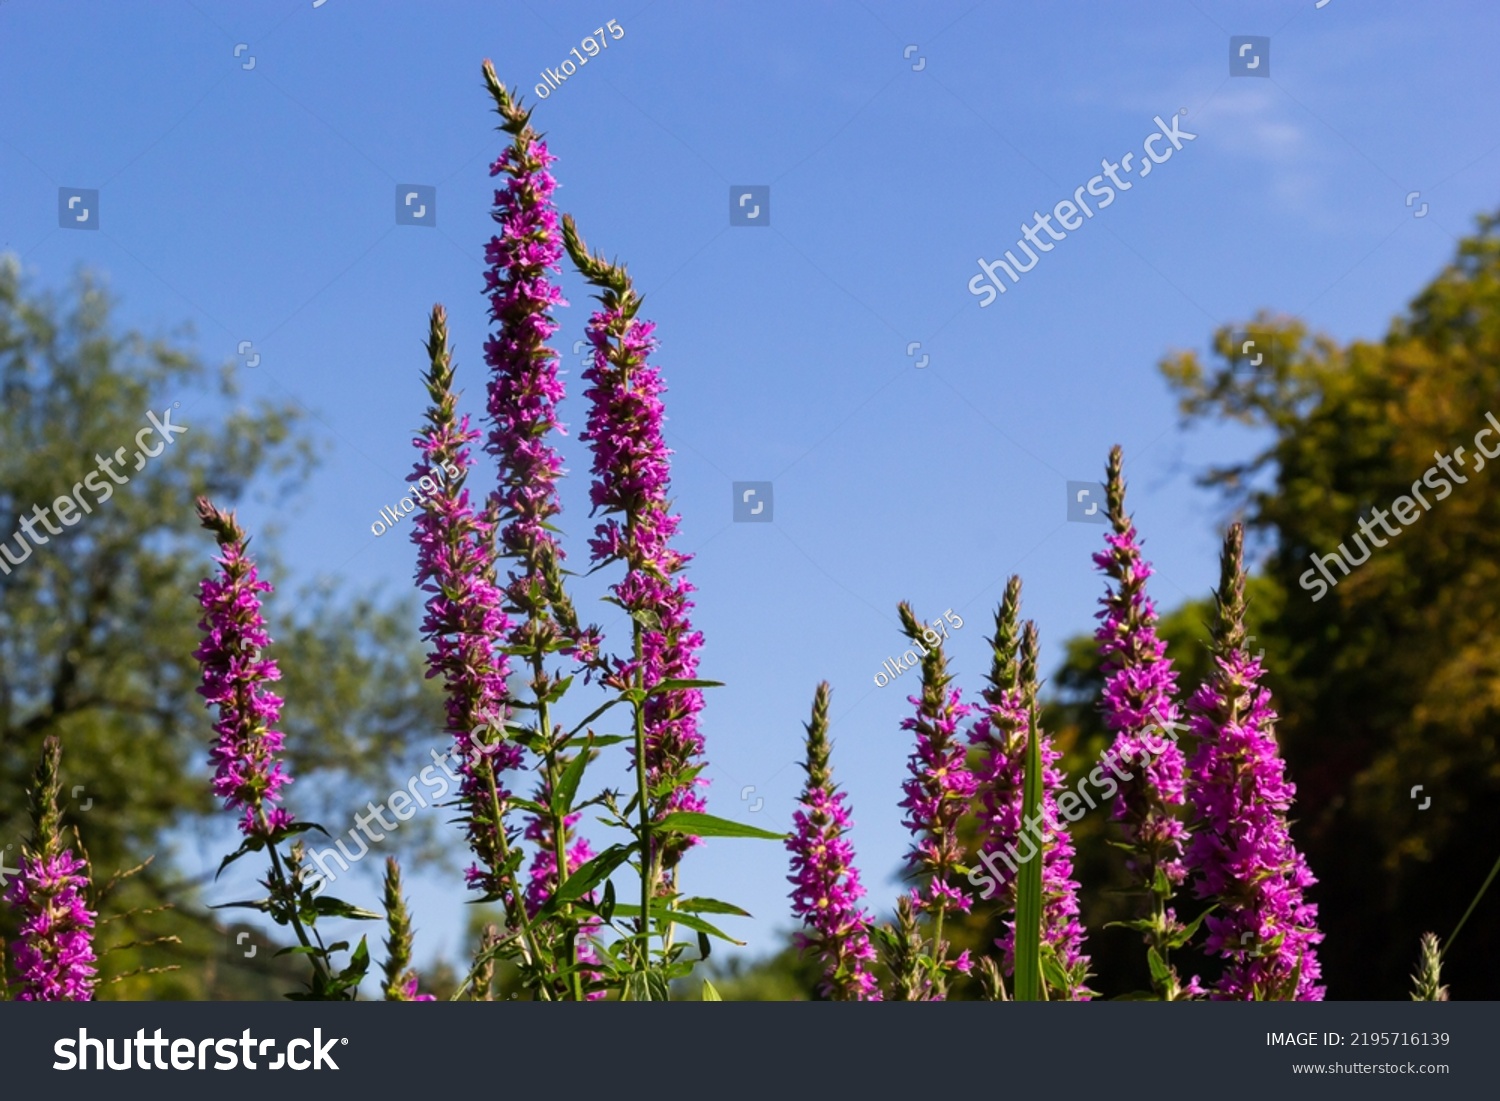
left=2, top=0, right=1496, bottom=983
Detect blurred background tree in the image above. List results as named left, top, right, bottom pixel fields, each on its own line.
left=0, top=255, right=445, bottom=998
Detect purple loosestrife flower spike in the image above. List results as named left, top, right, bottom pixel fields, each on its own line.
left=895, top=602, right=975, bottom=997
left=563, top=214, right=708, bottom=879
left=410, top=305, right=520, bottom=899
left=1093, top=446, right=1200, bottom=999
left=967, top=583, right=1090, bottom=996
left=1186, top=523, right=1325, bottom=1000
left=480, top=60, right=569, bottom=576
left=478, top=61, right=600, bottom=668
left=4, top=736, right=97, bottom=1002
left=787, top=683, right=882, bottom=1001
left=480, top=66, right=602, bottom=999
left=194, top=499, right=295, bottom=840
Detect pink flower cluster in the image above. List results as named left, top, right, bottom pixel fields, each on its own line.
left=899, top=679, right=976, bottom=922
left=193, top=505, right=295, bottom=839
left=482, top=134, right=569, bottom=594
left=1093, top=525, right=1189, bottom=887
left=581, top=305, right=708, bottom=861
left=788, top=786, right=882, bottom=1000
left=411, top=318, right=521, bottom=897
left=4, top=850, right=97, bottom=1002
left=787, top=685, right=881, bottom=1000
left=1187, top=644, right=1325, bottom=1000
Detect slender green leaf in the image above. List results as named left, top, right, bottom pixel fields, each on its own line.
left=546, top=843, right=634, bottom=908
left=339, top=936, right=371, bottom=984
left=1446, top=848, right=1500, bottom=954
left=552, top=745, right=592, bottom=817
left=276, top=821, right=330, bottom=841
left=1104, top=918, right=1160, bottom=935
left=210, top=899, right=272, bottom=913
left=214, top=836, right=265, bottom=880
left=1039, top=952, right=1070, bottom=996
left=676, top=896, right=753, bottom=918
left=504, top=797, right=548, bottom=818
left=544, top=675, right=575, bottom=705
left=1013, top=699, right=1045, bottom=1002
left=659, top=909, right=745, bottom=945
left=1146, top=947, right=1171, bottom=988
left=701, top=978, right=723, bottom=1002
left=647, top=678, right=726, bottom=696
left=311, top=896, right=382, bottom=921
left=564, top=733, right=630, bottom=750
left=595, top=904, right=744, bottom=945
left=1164, top=905, right=1216, bottom=951
left=653, top=811, right=785, bottom=841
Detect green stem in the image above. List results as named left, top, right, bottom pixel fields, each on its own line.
left=479, top=759, right=552, bottom=1000
left=931, top=901, right=947, bottom=997
left=611, top=330, right=656, bottom=980
left=632, top=603, right=652, bottom=971
left=535, top=656, right=584, bottom=1002
left=261, top=823, right=328, bottom=992
left=1446, top=848, right=1500, bottom=956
